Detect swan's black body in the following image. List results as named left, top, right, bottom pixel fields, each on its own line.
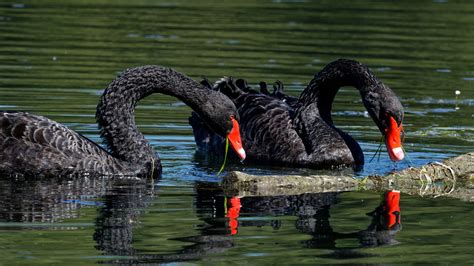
left=190, top=59, right=404, bottom=168
left=1, top=66, right=239, bottom=177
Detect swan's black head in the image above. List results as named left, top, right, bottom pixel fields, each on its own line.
left=362, top=85, right=405, bottom=161
left=196, top=90, right=246, bottom=160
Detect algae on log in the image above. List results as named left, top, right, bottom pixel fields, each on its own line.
left=364, top=152, right=474, bottom=201
left=222, top=152, right=474, bottom=201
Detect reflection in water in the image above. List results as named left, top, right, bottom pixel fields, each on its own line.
left=93, top=182, right=155, bottom=256
left=194, top=184, right=402, bottom=258
left=0, top=175, right=155, bottom=260
left=0, top=176, right=128, bottom=223
left=192, top=183, right=402, bottom=260
left=0, top=175, right=401, bottom=263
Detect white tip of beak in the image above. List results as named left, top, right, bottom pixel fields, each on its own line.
left=390, top=147, right=405, bottom=161
left=237, top=148, right=246, bottom=161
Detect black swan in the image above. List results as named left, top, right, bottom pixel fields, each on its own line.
left=0, top=66, right=245, bottom=177
left=190, top=59, right=404, bottom=168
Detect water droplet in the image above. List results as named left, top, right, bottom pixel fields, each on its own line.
left=273, top=0, right=306, bottom=3
left=376, top=67, right=391, bottom=72
left=145, top=34, right=164, bottom=40
left=11, top=3, right=25, bottom=8
left=225, top=39, right=240, bottom=45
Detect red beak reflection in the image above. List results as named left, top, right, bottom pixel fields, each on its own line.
left=384, top=190, right=401, bottom=229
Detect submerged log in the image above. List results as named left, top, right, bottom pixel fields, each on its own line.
left=222, top=171, right=358, bottom=197
left=222, top=152, right=474, bottom=201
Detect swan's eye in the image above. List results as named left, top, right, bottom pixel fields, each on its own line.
left=383, top=112, right=394, bottom=129
left=225, top=116, right=234, bottom=134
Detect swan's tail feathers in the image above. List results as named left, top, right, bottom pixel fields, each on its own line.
left=200, top=77, right=213, bottom=90
left=272, top=80, right=285, bottom=96
left=235, top=78, right=252, bottom=93
left=214, top=77, right=299, bottom=108
left=259, top=80, right=286, bottom=96
left=211, top=77, right=254, bottom=99
left=212, top=76, right=230, bottom=90
left=259, top=80, right=299, bottom=107
left=259, top=81, right=271, bottom=95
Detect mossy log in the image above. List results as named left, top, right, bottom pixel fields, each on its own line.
left=364, top=152, right=474, bottom=201
left=222, top=152, right=474, bottom=201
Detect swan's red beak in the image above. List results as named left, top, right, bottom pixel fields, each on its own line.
left=228, top=116, right=246, bottom=161
left=385, top=115, right=404, bottom=161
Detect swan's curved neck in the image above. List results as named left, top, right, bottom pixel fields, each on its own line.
left=96, top=66, right=208, bottom=167
left=297, top=59, right=380, bottom=123
left=293, top=59, right=381, bottom=155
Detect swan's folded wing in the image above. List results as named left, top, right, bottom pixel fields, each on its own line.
left=235, top=94, right=308, bottom=165
left=0, top=111, right=112, bottom=175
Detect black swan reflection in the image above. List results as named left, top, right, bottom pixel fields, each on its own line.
left=0, top=174, right=401, bottom=263
left=0, top=66, right=245, bottom=177
left=190, top=59, right=405, bottom=169
left=193, top=184, right=402, bottom=255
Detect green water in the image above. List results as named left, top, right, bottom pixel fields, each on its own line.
left=0, top=0, right=473, bottom=264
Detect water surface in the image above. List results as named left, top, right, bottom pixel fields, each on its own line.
left=0, top=0, right=473, bottom=264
